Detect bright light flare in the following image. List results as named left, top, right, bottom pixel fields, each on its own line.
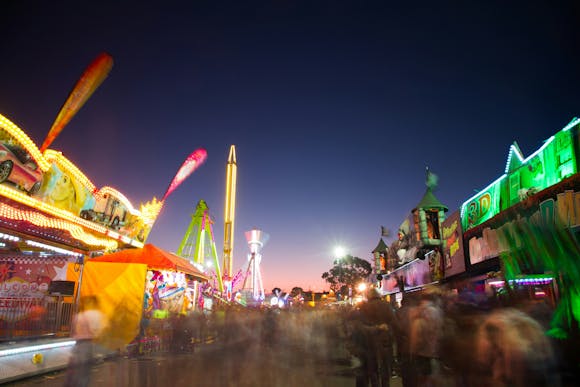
left=333, top=246, right=346, bottom=258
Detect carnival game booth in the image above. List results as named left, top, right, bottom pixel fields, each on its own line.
left=0, top=251, right=80, bottom=341
left=378, top=171, right=449, bottom=305
left=68, top=244, right=208, bottom=353
left=0, top=111, right=163, bottom=341
left=458, top=120, right=580, bottom=326
left=0, top=54, right=208, bottom=352
left=382, top=258, right=434, bottom=305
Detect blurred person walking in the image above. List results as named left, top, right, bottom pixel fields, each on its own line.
left=64, top=295, right=109, bottom=387
left=354, top=287, right=397, bottom=387
left=474, top=308, right=561, bottom=387
left=346, top=316, right=377, bottom=387
left=396, top=293, right=419, bottom=387
left=261, top=307, right=279, bottom=347
left=409, top=291, right=444, bottom=387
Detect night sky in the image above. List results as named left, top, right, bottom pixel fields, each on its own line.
left=1, top=1, right=579, bottom=292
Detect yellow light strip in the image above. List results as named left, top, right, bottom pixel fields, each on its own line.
left=222, top=145, right=237, bottom=277
left=0, top=114, right=146, bottom=249
left=0, top=201, right=118, bottom=250
left=0, top=184, right=143, bottom=248
left=0, top=113, right=51, bottom=172
left=132, top=240, right=144, bottom=248
left=0, top=184, right=108, bottom=232
left=140, top=197, right=163, bottom=226
left=106, top=230, right=120, bottom=239
left=44, top=149, right=97, bottom=193
left=97, top=186, right=140, bottom=215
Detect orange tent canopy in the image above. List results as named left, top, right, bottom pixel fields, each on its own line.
left=90, top=243, right=208, bottom=281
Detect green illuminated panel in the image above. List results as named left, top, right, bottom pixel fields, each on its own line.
left=461, top=177, right=502, bottom=230
left=461, top=123, right=578, bottom=231
left=506, top=130, right=577, bottom=206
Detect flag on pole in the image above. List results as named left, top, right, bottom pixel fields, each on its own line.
left=381, top=226, right=390, bottom=237
left=426, top=167, right=439, bottom=189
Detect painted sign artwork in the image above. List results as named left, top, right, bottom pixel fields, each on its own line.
left=462, top=179, right=501, bottom=231
left=442, top=211, right=466, bottom=277
left=39, top=164, right=95, bottom=214
left=468, top=185, right=580, bottom=265
left=0, top=131, right=44, bottom=196
left=0, top=257, right=73, bottom=322
left=382, top=258, right=431, bottom=294
left=144, top=270, right=193, bottom=316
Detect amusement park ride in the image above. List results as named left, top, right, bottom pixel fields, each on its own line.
left=0, top=52, right=202, bottom=253
left=222, top=145, right=237, bottom=281
left=41, top=53, right=268, bottom=304
left=174, top=144, right=268, bottom=304
left=175, top=199, right=224, bottom=292
left=241, top=229, right=268, bottom=302
left=0, top=51, right=266, bottom=304
left=49, top=54, right=269, bottom=304
left=38, top=51, right=267, bottom=304
left=0, top=51, right=273, bottom=354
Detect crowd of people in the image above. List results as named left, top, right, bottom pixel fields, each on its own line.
left=343, top=287, right=568, bottom=387
left=63, top=288, right=576, bottom=387
left=165, top=288, right=569, bottom=387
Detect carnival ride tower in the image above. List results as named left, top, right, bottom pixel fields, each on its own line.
left=242, top=229, right=268, bottom=301
left=222, top=145, right=237, bottom=281
left=176, top=200, right=224, bottom=292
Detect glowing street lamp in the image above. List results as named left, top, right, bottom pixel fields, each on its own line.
left=357, top=282, right=367, bottom=293
left=332, top=246, right=349, bottom=301
left=333, top=246, right=346, bottom=259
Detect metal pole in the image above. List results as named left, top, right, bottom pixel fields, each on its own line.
left=74, top=255, right=85, bottom=314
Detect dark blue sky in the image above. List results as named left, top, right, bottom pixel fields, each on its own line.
left=1, top=1, right=579, bottom=291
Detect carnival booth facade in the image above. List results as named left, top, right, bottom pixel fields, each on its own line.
left=70, top=244, right=208, bottom=352
left=0, top=54, right=209, bottom=347
left=460, top=170, right=580, bottom=311
left=0, top=111, right=163, bottom=341
left=0, top=252, right=79, bottom=340
left=379, top=171, right=449, bottom=305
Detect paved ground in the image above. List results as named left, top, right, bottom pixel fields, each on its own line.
left=6, top=339, right=403, bottom=387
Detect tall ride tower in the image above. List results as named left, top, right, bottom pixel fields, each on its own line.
left=242, top=229, right=268, bottom=301
left=222, top=145, right=237, bottom=280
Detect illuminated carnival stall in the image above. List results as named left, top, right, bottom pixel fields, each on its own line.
left=375, top=118, right=580, bottom=327
left=83, top=244, right=209, bottom=350
left=0, top=53, right=208, bottom=341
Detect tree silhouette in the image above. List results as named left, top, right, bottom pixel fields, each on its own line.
left=290, top=287, right=304, bottom=298
left=321, top=254, right=372, bottom=293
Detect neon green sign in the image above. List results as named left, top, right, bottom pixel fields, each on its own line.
left=461, top=122, right=578, bottom=231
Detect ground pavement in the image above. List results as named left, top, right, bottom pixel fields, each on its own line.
left=4, top=337, right=404, bottom=387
